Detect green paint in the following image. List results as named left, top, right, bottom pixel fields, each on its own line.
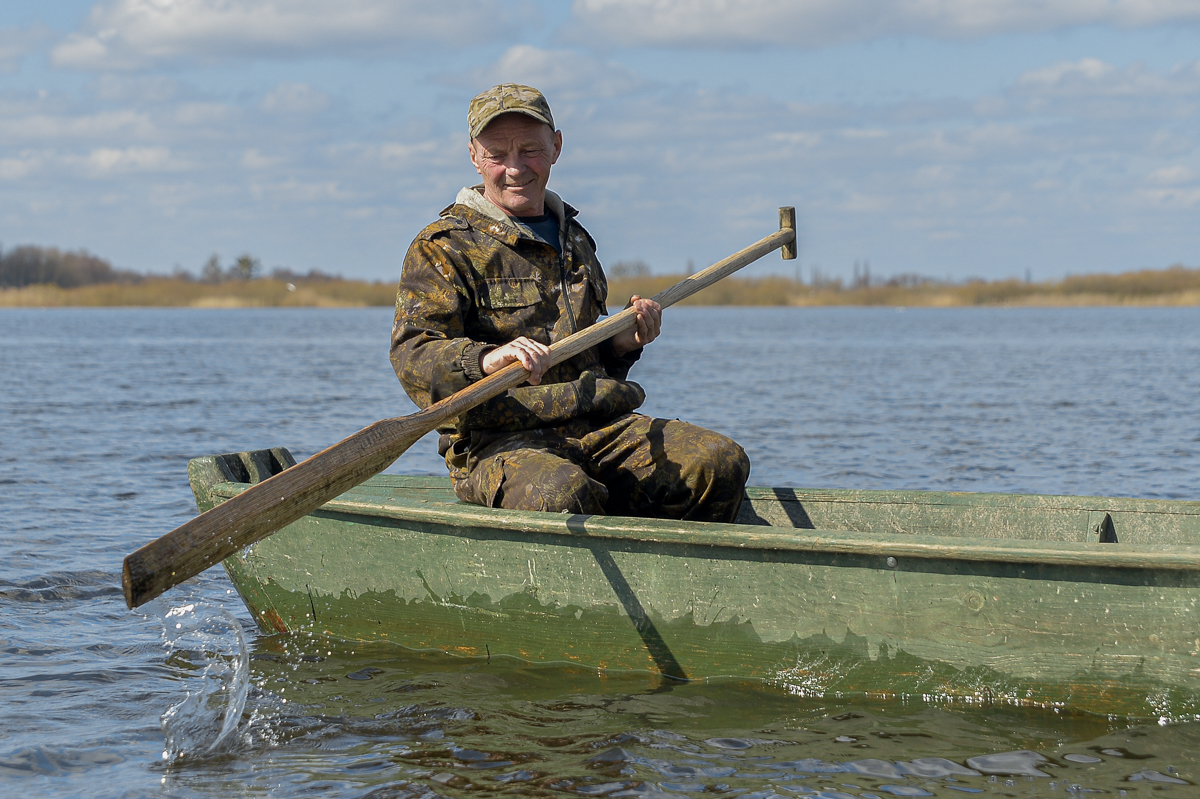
left=189, top=449, right=1200, bottom=719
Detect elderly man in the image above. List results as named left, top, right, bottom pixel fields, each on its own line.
left=390, top=84, right=749, bottom=522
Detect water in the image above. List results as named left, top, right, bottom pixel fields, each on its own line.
left=3, top=306, right=1200, bottom=797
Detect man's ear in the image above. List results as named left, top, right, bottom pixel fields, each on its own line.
left=468, top=139, right=483, bottom=175
left=551, top=130, right=563, bottom=165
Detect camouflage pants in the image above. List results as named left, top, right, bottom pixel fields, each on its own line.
left=451, top=413, right=750, bottom=523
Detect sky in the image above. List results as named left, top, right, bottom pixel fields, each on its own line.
left=1, top=1, right=1198, bottom=284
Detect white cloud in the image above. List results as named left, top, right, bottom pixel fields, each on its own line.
left=0, top=153, right=45, bottom=181
left=92, top=74, right=182, bottom=103
left=770, top=131, right=822, bottom=148
left=1140, top=186, right=1200, bottom=208
left=79, top=146, right=177, bottom=175
left=323, top=138, right=453, bottom=170
left=262, top=83, right=330, bottom=115
left=0, top=109, right=156, bottom=144
left=240, top=149, right=283, bottom=169
left=1006, top=57, right=1200, bottom=123
left=0, top=26, right=49, bottom=73
left=0, top=145, right=182, bottom=181
left=1148, top=165, right=1196, bottom=185
left=1015, top=57, right=1200, bottom=98
left=455, top=45, right=644, bottom=102
left=4, top=36, right=1198, bottom=283
left=535, top=61, right=1200, bottom=277
left=569, top=0, right=1200, bottom=47
left=839, top=128, right=888, bottom=140
left=248, top=178, right=356, bottom=204
left=1141, top=165, right=1200, bottom=208
left=170, top=102, right=234, bottom=127
left=52, top=0, right=508, bottom=69
left=376, top=140, right=445, bottom=167
left=839, top=192, right=891, bottom=213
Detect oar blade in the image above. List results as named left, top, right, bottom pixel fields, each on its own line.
left=122, top=416, right=427, bottom=608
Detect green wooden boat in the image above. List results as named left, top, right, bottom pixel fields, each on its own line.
left=189, top=447, right=1200, bottom=720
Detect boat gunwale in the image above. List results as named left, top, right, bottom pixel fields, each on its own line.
left=209, top=480, right=1200, bottom=574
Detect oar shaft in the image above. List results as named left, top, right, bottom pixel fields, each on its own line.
left=122, top=208, right=796, bottom=609
left=391, top=213, right=796, bottom=431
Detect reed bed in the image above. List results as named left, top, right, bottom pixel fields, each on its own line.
left=0, top=278, right=396, bottom=308
left=3, top=265, right=1199, bottom=308
left=611, top=264, right=1200, bottom=307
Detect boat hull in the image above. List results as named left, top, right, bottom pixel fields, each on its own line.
left=190, top=448, right=1200, bottom=719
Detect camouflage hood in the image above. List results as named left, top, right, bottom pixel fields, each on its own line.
left=453, top=185, right=568, bottom=250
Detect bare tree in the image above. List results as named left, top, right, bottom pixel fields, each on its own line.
left=0, top=245, right=130, bottom=288
left=201, top=254, right=223, bottom=283
left=231, top=254, right=260, bottom=282
left=608, top=260, right=650, bottom=279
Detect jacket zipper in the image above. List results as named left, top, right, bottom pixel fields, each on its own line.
left=559, top=234, right=577, bottom=334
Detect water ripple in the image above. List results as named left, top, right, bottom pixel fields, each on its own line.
left=4, top=307, right=1200, bottom=798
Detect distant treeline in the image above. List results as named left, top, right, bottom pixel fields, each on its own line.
left=195, top=253, right=346, bottom=284
left=0, top=246, right=140, bottom=289
left=3, top=244, right=1200, bottom=308
left=607, top=261, right=1200, bottom=307
left=0, top=245, right=389, bottom=307
left=0, top=245, right=349, bottom=290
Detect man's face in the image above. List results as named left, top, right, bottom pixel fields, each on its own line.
left=468, top=113, right=562, bottom=217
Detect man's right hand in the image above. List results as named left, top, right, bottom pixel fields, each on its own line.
left=481, top=337, right=552, bottom=385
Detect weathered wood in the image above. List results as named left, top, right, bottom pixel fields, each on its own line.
left=192, top=460, right=1200, bottom=719
left=779, top=207, right=796, bottom=260
left=739, top=487, right=1200, bottom=545
left=122, top=210, right=797, bottom=609
left=208, top=477, right=1200, bottom=573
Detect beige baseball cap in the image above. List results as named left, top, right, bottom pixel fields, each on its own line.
left=467, top=84, right=555, bottom=139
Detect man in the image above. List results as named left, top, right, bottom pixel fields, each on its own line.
left=390, top=83, right=749, bottom=522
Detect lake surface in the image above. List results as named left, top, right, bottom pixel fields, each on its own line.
left=3, top=306, right=1200, bottom=798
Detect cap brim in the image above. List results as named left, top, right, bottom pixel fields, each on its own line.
left=470, top=108, right=554, bottom=139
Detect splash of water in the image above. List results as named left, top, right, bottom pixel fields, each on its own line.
left=157, top=601, right=251, bottom=763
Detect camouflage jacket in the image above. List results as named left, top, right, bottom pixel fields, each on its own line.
left=391, top=186, right=645, bottom=466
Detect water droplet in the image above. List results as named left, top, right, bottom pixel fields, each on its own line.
left=158, top=603, right=250, bottom=763
left=705, top=737, right=752, bottom=750
left=1064, top=754, right=1102, bottom=764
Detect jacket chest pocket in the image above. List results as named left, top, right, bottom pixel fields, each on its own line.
left=586, top=268, right=609, bottom=316
left=481, top=277, right=540, bottom=309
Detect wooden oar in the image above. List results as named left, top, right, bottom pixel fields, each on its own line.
left=122, top=207, right=797, bottom=609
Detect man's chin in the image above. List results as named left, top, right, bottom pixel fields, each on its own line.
left=500, top=190, right=543, bottom=215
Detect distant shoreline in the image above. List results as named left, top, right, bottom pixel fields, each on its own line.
left=0, top=277, right=395, bottom=308
left=3, top=266, right=1200, bottom=308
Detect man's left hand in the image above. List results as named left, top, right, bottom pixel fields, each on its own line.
left=611, top=295, right=661, bottom=356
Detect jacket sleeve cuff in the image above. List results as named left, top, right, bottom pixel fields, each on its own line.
left=459, top=341, right=497, bottom=383
left=598, top=339, right=642, bottom=379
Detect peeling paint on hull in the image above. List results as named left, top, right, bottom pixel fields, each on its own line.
left=190, top=448, right=1200, bottom=720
